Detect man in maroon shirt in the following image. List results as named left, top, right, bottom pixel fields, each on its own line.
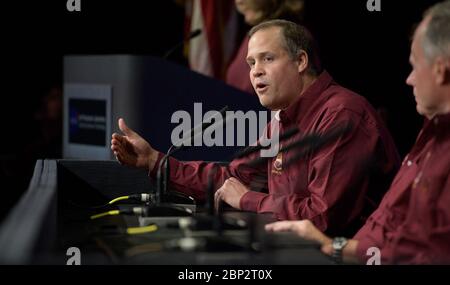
left=111, top=20, right=400, bottom=236
left=265, top=0, right=450, bottom=264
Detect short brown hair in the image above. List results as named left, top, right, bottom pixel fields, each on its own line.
left=249, top=19, right=322, bottom=76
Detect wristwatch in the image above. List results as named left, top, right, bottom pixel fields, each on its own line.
left=332, top=237, right=348, bottom=264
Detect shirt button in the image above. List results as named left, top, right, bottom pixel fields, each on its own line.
left=407, top=160, right=412, bottom=166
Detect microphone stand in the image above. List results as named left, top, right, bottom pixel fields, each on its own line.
left=163, top=29, right=202, bottom=60
left=145, top=106, right=229, bottom=216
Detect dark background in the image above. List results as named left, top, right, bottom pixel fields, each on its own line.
left=1, top=0, right=441, bottom=221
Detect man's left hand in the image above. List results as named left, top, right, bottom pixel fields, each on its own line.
left=265, top=220, right=333, bottom=246
left=214, top=177, right=249, bottom=210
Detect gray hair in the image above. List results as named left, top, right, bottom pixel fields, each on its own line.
left=249, top=19, right=322, bottom=76
left=422, top=0, right=450, bottom=61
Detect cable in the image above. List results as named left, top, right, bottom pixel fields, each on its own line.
left=90, top=206, right=147, bottom=220
left=108, top=196, right=130, bottom=205
left=68, top=193, right=151, bottom=210
left=126, top=224, right=158, bottom=235
left=90, top=210, right=121, bottom=220
left=67, top=193, right=151, bottom=209
left=108, top=194, right=151, bottom=205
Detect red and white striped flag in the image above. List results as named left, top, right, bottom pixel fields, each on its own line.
left=186, top=0, right=237, bottom=79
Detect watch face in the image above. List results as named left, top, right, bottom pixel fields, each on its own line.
left=333, top=237, right=347, bottom=249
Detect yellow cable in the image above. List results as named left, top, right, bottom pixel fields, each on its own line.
left=126, top=224, right=158, bottom=235
left=90, top=210, right=120, bottom=220
left=108, top=196, right=130, bottom=205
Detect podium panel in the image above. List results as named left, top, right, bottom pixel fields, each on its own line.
left=64, top=55, right=267, bottom=162
left=0, top=160, right=332, bottom=265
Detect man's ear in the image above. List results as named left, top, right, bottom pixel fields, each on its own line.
left=433, top=56, right=450, bottom=85
left=297, top=50, right=309, bottom=73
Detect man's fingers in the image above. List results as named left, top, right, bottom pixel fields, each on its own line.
left=265, top=223, right=275, bottom=231
left=214, top=189, right=222, bottom=212
left=226, top=177, right=239, bottom=186
left=228, top=177, right=239, bottom=183
left=111, top=141, right=122, bottom=150
left=115, top=153, right=124, bottom=165
left=111, top=142, right=122, bottom=153
left=118, top=118, right=134, bottom=137
left=265, top=221, right=292, bottom=232
left=111, top=138, right=119, bottom=147
left=214, top=191, right=219, bottom=211
left=112, top=133, right=126, bottom=145
left=265, top=222, right=280, bottom=232
left=228, top=177, right=246, bottom=188
left=116, top=152, right=131, bottom=165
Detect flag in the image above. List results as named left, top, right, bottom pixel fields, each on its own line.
left=186, top=0, right=237, bottom=79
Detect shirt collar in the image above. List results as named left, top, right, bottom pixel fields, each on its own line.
left=413, top=112, right=450, bottom=151
left=425, top=112, right=450, bottom=134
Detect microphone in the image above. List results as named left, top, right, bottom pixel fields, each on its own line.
left=163, top=29, right=202, bottom=60
left=231, top=127, right=300, bottom=160
left=246, top=123, right=353, bottom=167
left=282, top=123, right=353, bottom=168
left=154, top=105, right=229, bottom=214
left=168, top=105, right=229, bottom=158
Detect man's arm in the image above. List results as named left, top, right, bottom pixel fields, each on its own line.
left=371, top=172, right=450, bottom=264
left=265, top=220, right=360, bottom=263
left=154, top=152, right=267, bottom=202
left=242, top=109, right=384, bottom=231
left=111, top=118, right=268, bottom=202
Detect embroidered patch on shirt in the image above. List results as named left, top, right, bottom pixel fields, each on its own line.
left=272, top=152, right=283, bottom=175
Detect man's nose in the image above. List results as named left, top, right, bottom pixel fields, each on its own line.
left=406, top=71, right=414, bottom=86
left=252, top=63, right=264, bottom=78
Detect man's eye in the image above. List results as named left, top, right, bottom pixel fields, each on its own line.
left=264, top=57, right=273, bottom=62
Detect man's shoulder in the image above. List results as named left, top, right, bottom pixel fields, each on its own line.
left=321, top=84, right=375, bottom=115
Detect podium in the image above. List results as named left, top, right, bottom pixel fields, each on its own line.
left=64, top=55, right=266, bottom=161
left=0, top=159, right=332, bottom=265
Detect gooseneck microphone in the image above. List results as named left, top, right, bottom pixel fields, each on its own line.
left=231, top=127, right=300, bottom=160
left=155, top=105, right=229, bottom=207
left=246, top=123, right=353, bottom=167
left=163, top=29, right=202, bottom=60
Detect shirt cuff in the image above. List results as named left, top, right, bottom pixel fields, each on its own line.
left=240, top=191, right=267, bottom=212
left=355, top=237, right=373, bottom=264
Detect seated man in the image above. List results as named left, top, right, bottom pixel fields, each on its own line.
left=111, top=20, right=400, bottom=236
left=265, top=0, right=450, bottom=264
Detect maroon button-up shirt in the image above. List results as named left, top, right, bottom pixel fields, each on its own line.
left=151, top=71, right=400, bottom=235
left=354, top=113, right=450, bottom=264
